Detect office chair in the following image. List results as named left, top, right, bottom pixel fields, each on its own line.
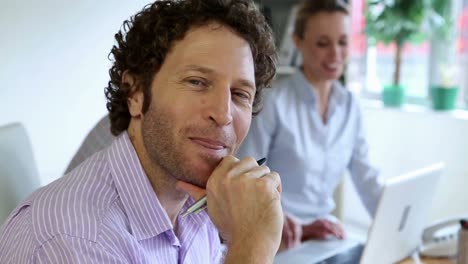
left=0, top=123, right=41, bottom=224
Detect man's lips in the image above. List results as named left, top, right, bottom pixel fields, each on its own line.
left=190, top=137, right=227, bottom=150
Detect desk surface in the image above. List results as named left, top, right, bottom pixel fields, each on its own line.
left=275, top=238, right=456, bottom=264
left=398, top=257, right=455, bottom=264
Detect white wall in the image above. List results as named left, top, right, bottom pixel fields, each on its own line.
left=0, top=0, right=151, bottom=184
left=342, top=101, right=468, bottom=230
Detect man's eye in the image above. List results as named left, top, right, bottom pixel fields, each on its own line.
left=233, top=90, right=251, bottom=100
left=188, top=79, right=204, bottom=86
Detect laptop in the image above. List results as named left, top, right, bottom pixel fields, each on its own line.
left=275, top=162, right=444, bottom=264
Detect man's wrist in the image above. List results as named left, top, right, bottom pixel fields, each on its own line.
left=224, top=236, right=277, bottom=264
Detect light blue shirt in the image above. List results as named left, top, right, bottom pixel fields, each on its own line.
left=238, top=70, right=383, bottom=223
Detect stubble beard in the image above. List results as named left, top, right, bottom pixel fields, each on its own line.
left=141, top=103, right=215, bottom=188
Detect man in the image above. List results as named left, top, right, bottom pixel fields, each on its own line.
left=0, top=0, right=283, bottom=263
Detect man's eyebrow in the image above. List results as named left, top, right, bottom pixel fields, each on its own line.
left=179, top=64, right=256, bottom=91
left=177, top=65, right=215, bottom=75
left=237, top=79, right=256, bottom=92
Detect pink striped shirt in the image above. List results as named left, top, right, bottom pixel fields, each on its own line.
left=0, top=132, right=222, bottom=263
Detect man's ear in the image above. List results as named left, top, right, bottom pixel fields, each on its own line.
left=123, top=71, right=144, bottom=118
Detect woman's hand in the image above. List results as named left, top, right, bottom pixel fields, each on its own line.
left=301, top=219, right=346, bottom=241
left=279, top=213, right=302, bottom=251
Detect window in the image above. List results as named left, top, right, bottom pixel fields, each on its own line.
left=348, top=0, right=467, bottom=108
left=458, top=0, right=468, bottom=104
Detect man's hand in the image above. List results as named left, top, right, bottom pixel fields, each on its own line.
left=177, top=156, right=283, bottom=263
left=279, top=213, right=302, bottom=251
left=301, top=219, right=346, bottom=241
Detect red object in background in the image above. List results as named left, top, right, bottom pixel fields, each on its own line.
left=458, top=8, right=468, bottom=53
left=461, top=219, right=468, bottom=229
left=350, top=0, right=366, bottom=55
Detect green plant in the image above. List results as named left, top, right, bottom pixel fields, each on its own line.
left=365, top=0, right=452, bottom=86
left=431, top=0, right=455, bottom=42
left=438, top=63, right=458, bottom=88
left=432, top=0, right=458, bottom=89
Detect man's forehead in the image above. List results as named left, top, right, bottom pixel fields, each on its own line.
left=178, top=22, right=250, bottom=50
left=165, top=24, right=255, bottom=79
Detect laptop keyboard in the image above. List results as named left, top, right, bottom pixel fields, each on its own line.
left=315, top=244, right=365, bottom=264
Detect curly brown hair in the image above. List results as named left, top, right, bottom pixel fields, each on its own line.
left=105, top=0, right=277, bottom=136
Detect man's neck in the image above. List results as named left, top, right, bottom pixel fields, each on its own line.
left=127, top=126, right=188, bottom=227
left=143, top=161, right=188, bottom=228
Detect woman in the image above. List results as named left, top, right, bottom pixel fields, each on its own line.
left=238, top=0, right=383, bottom=250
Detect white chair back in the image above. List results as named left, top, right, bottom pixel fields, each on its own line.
left=0, top=123, right=41, bottom=224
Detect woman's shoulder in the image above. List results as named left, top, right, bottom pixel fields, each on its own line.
left=334, top=81, right=360, bottom=109
left=260, top=80, right=284, bottom=103
left=266, top=74, right=305, bottom=100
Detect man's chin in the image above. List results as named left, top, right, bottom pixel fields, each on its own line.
left=176, top=174, right=208, bottom=189
left=180, top=144, right=234, bottom=187
left=177, top=166, right=210, bottom=189
left=182, top=156, right=220, bottom=187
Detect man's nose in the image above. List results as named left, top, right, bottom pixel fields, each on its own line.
left=205, top=86, right=233, bottom=127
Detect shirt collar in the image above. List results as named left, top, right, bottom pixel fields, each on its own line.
left=291, top=70, right=346, bottom=106
left=291, top=70, right=316, bottom=104
left=329, top=81, right=346, bottom=106
left=106, top=132, right=210, bottom=241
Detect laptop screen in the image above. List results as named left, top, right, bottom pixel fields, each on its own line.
left=274, top=162, right=444, bottom=264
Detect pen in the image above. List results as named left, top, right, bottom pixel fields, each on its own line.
left=181, top=157, right=267, bottom=217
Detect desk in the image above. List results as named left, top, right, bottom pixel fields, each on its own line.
left=275, top=238, right=457, bottom=264
left=398, top=257, right=455, bottom=264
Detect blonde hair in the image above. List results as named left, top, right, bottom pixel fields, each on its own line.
left=294, top=0, right=349, bottom=39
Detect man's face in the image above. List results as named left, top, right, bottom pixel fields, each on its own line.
left=140, top=23, right=255, bottom=188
